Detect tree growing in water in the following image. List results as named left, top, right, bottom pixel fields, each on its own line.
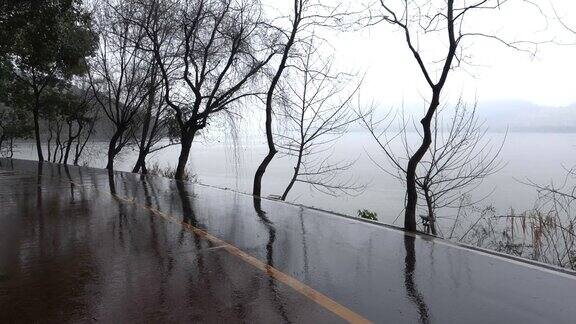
left=275, top=39, right=363, bottom=200
left=252, top=0, right=353, bottom=198
left=88, top=0, right=156, bottom=171
left=130, top=0, right=275, bottom=180
left=362, top=100, right=505, bottom=235
left=365, top=0, right=540, bottom=231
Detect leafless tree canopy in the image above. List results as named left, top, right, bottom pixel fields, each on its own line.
left=357, top=0, right=541, bottom=231
left=127, top=0, right=275, bottom=179
left=88, top=0, right=155, bottom=170
left=362, top=100, right=505, bottom=235
left=130, top=59, right=175, bottom=174
left=252, top=0, right=357, bottom=197
left=276, top=38, right=363, bottom=200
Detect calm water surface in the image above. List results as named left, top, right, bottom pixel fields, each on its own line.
left=13, top=131, right=576, bottom=225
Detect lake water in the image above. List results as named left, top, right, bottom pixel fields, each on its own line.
left=13, top=131, right=576, bottom=225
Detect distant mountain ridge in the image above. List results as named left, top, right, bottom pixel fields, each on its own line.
left=477, top=100, right=576, bottom=132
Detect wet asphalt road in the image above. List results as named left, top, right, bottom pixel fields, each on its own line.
left=0, top=158, right=575, bottom=323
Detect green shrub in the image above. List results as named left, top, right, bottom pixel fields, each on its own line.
left=357, top=209, right=378, bottom=221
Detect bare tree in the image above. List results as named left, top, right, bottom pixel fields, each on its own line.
left=253, top=0, right=350, bottom=197
left=41, top=87, right=71, bottom=164
left=276, top=39, right=363, bottom=200
left=131, top=62, right=176, bottom=174
left=364, top=0, right=540, bottom=231
left=43, top=104, right=62, bottom=163
left=60, top=73, right=100, bottom=167
left=252, top=0, right=304, bottom=197
left=88, top=0, right=154, bottom=170
left=521, top=173, right=576, bottom=269
left=63, top=80, right=99, bottom=165
left=0, top=105, right=33, bottom=158
left=457, top=177, right=576, bottom=270
left=362, top=100, right=505, bottom=235
left=129, top=0, right=274, bottom=180
left=492, top=158, right=576, bottom=269
left=72, top=112, right=98, bottom=166
left=46, top=116, right=65, bottom=163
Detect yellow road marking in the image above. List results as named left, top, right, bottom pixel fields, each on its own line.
left=70, top=178, right=371, bottom=324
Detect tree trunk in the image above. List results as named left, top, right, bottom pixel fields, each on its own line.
left=132, top=152, right=147, bottom=173
left=64, top=145, right=71, bottom=165
left=33, top=93, right=44, bottom=162
left=56, top=124, right=64, bottom=163
left=253, top=11, right=300, bottom=197
left=47, top=126, right=53, bottom=163
left=64, top=125, right=72, bottom=165
left=253, top=149, right=276, bottom=198
left=8, top=138, right=14, bottom=158
left=253, top=97, right=277, bottom=197
left=423, top=189, right=437, bottom=236
left=63, top=121, right=77, bottom=165
left=281, top=167, right=298, bottom=201
left=133, top=108, right=152, bottom=173
left=132, top=157, right=143, bottom=173
left=106, top=128, right=124, bottom=171
left=0, top=135, right=5, bottom=155
left=133, top=63, right=157, bottom=174
left=73, top=139, right=81, bottom=165
left=132, top=129, right=152, bottom=173
left=281, top=148, right=303, bottom=201
left=106, top=145, right=116, bottom=171
left=404, top=91, right=440, bottom=232
left=73, top=123, right=87, bottom=166
left=175, top=131, right=195, bottom=180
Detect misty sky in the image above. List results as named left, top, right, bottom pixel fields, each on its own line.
left=265, top=0, right=576, bottom=108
